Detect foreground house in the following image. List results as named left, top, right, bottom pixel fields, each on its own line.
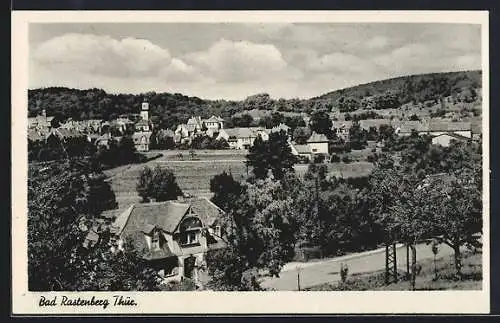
left=110, top=197, right=226, bottom=287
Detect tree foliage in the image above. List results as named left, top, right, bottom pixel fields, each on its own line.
left=136, top=165, right=183, bottom=202
left=246, top=131, right=296, bottom=180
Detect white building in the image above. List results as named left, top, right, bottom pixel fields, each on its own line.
left=306, top=132, right=329, bottom=155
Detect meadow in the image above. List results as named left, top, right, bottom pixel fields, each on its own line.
left=106, top=149, right=376, bottom=209
left=106, top=150, right=249, bottom=207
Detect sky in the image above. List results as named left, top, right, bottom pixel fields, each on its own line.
left=28, top=23, right=482, bottom=100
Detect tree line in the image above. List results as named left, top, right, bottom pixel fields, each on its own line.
left=29, top=70, right=481, bottom=130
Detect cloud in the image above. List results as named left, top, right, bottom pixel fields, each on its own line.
left=372, top=41, right=482, bottom=76
left=33, top=33, right=175, bottom=78
left=307, top=52, right=378, bottom=74
left=365, top=35, right=389, bottom=50
left=185, top=38, right=301, bottom=82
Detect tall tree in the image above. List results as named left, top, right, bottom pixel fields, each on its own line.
left=310, top=109, right=332, bottom=135
left=246, top=131, right=296, bottom=180
left=206, top=178, right=297, bottom=290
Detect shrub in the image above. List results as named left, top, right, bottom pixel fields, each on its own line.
left=330, top=154, right=341, bottom=163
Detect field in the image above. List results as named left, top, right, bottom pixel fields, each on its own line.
left=306, top=250, right=482, bottom=291
left=105, top=149, right=377, bottom=208
left=294, top=161, right=375, bottom=179
left=105, top=149, right=249, bottom=208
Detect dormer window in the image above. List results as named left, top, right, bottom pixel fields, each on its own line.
left=178, top=216, right=202, bottom=247
left=152, top=230, right=161, bottom=250
left=214, top=225, right=221, bottom=237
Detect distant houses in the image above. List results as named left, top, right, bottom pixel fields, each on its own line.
left=175, top=115, right=225, bottom=144
left=216, top=127, right=269, bottom=150
left=27, top=100, right=155, bottom=153
left=290, top=131, right=329, bottom=161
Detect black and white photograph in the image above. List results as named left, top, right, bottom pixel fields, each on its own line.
left=12, top=11, right=490, bottom=314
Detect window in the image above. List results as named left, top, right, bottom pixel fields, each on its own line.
left=214, top=225, right=221, bottom=237
left=180, top=230, right=199, bottom=246
left=312, top=148, right=317, bottom=152
left=151, top=231, right=161, bottom=250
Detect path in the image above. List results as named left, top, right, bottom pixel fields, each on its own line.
left=260, top=242, right=457, bottom=291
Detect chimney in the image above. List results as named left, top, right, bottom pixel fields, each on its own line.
left=42, top=109, right=46, bottom=118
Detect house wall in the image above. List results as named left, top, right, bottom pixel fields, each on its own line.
left=308, top=142, right=329, bottom=154
left=431, top=135, right=468, bottom=147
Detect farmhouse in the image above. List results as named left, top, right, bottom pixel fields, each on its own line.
left=427, top=120, right=472, bottom=138
left=394, top=121, right=428, bottom=136
left=290, top=143, right=312, bottom=161
left=471, top=119, right=482, bottom=141
left=306, top=132, right=329, bottom=155
left=217, top=127, right=268, bottom=149
left=203, top=116, right=225, bottom=131
left=110, top=197, right=226, bottom=287
left=431, top=133, right=470, bottom=147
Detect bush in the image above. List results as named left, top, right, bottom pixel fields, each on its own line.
left=342, top=155, right=352, bottom=163
left=313, top=153, right=327, bottom=164
left=330, top=154, right=341, bottom=163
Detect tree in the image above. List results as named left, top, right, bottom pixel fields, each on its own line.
left=349, top=121, right=368, bottom=150
left=210, top=171, right=244, bottom=212
left=117, top=135, right=137, bottom=162
left=310, top=109, right=332, bottom=135
left=246, top=131, right=296, bottom=180
left=428, top=170, right=482, bottom=277
left=292, top=127, right=311, bottom=144
left=338, top=96, right=360, bottom=113
left=136, top=165, right=183, bottom=202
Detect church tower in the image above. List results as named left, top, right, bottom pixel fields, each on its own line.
left=140, top=100, right=149, bottom=121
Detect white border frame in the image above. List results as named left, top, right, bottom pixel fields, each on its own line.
left=12, top=10, right=490, bottom=314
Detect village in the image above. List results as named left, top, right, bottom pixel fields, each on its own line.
left=28, top=98, right=482, bottom=157
left=27, top=90, right=483, bottom=291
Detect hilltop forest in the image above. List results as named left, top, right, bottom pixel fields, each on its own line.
left=28, top=70, right=481, bottom=130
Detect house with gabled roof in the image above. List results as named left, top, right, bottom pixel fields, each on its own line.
left=427, top=119, right=472, bottom=138
left=202, top=115, right=224, bottom=131
left=110, top=197, right=226, bottom=287
left=216, top=127, right=268, bottom=150
left=393, top=121, right=428, bottom=136
left=431, top=132, right=471, bottom=147
left=307, top=132, right=329, bottom=155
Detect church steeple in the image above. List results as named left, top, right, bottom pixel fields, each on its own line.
left=140, top=99, right=149, bottom=121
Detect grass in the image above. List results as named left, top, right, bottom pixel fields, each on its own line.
left=306, top=250, right=482, bottom=291
left=107, top=153, right=249, bottom=207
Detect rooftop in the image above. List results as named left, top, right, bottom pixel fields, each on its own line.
left=307, top=132, right=329, bottom=143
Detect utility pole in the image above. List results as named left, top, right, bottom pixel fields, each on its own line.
left=297, top=265, right=301, bottom=291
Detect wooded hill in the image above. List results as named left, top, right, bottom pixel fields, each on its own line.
left=28, top=70, right=481, bottom=129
